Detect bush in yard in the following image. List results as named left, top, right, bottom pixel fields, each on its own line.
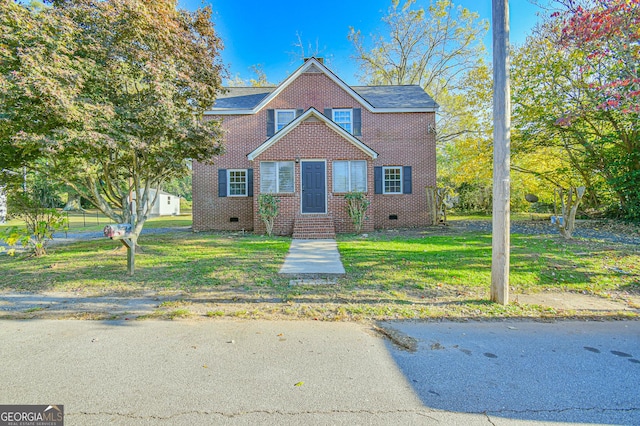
left=344, top=192, right=370, bottom=234
left=258, top=194, right=279, bottom=237
left=0, top=191, right=67, bottom=257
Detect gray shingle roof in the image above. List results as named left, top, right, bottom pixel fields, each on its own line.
left=352, top=85, right=438, bottom=109
left=211, top=85, right=437, bottom=110
left=213, top=87, right=275, bottom=109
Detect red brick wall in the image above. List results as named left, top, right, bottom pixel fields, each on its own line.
left=192, top=71, right=437, bottom=233
left=369, top=113, right=437, bottom=228
left=252, top=120, right=374, bottom=235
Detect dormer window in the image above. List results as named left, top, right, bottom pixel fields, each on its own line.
left=275, top=109, right=296, bottom=131
left=332, top=109, right=352, bottom=133
left=324, top=108, right=361, bottom=136
left=267, top=109, right=303, bottom=136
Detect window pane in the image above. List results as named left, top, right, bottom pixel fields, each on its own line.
left=260, top=162, right=277, bottom=193
left=276, top=110, right=295, bottom=131
left=351, top=161, right=367, bottom=192
left=333, top=109, right=352, bottom=133
left=228, top=170, right=247, bottom=196
left=384, top=167, right=402, bottom=193
left=333, top=161, right=349, bottom=192
left=278, top=162, right=294, bottom=193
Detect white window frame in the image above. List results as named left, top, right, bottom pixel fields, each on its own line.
left=260, top=161, right=295, bottom=194
left=227, top=169, right=248, bottom=197
left=333, top=160, right=367, bottom=193
left=275, top=109, right=296, bottom=132
left=383, top=166, right=402, bottom=194
left=332, top=109, right=353, bottom=133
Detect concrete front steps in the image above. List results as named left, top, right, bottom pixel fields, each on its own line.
left=292, top=214, right=336, bottom=239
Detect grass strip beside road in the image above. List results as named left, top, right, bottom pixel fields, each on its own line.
left=1, top=229, right=638, bottom=320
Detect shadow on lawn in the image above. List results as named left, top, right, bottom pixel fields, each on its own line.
left=339, top=233, right=634, bottom=292
left=1, top=231, right=637, bottom=317
left=0, top=232, right=290, bottom=292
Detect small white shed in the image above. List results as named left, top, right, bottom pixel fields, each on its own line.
left=0, top=186, right=6, bottom=224
left=135, top=189, right=180, bottom=217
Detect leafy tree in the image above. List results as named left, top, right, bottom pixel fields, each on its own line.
left=163, top=175, right=193, bottom=202
left=349, top=0, right=488, bottom=143
left=511, top=0, right=640, bottom=219
left=511, top=33, right=597, bottom=206
left=0, top=1, right=86, bottom=171
left=248, top=64, right=273, bottom=87
left=438, top=62, right=494, bottom=210
left=2, top=1, right=226, bottom=267
left=557, top=0, right=640, bottom=219
left=227, top=64, right=274, bottom=87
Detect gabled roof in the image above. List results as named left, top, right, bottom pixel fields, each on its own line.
left=213, top=87, right=274, bottom=109
left=247, top=108, right=378, bottom=161
left=352, top=85, right=438, bottom=109
left=208, top=57, right=438, bottom=115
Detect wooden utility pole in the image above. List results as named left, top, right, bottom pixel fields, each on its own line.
left=491, top=0, right=510, bottom=304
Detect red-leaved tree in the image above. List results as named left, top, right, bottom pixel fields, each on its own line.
left=550, top=0, right=640, bottom=219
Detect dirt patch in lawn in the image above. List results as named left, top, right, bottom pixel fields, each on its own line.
left=516, top=292, right=638, bottom=314
left=1, top=288, right=637, bottom=321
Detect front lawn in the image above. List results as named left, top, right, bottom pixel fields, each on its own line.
left=0, top=228, right=637, bottom=320
left=0, top=232, right=290, bottom=292
left=339, top=231, right=639, bottom=296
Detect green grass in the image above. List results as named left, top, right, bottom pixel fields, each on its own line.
left=0, top=227, right=637, bottom=320
left=1, top=210, right=193, bottom=233
left=338, top=232, right=639, bottom=296
left=0, top=231, right=290, bottom=292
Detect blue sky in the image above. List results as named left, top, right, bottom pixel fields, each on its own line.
left=177, top=0, right=549, bottom=86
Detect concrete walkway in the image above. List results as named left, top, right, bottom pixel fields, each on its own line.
left=279, top=239, right=345, bottom=274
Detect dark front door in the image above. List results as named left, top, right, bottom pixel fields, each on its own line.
left=301, top=161, right=326, bottom=213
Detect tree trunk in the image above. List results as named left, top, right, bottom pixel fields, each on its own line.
left=426, top=187, right=437, bottom=225
left=63, top=194, right=82, bottom=211
left=555, top=186, right=586, bottom=240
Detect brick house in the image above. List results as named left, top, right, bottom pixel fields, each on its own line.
left=192, top=58, right=438, bottom=237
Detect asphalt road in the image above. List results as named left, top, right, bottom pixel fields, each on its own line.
left=1, top=319, right=638, bottom=425
left=382, top=320, right=640, bottom=425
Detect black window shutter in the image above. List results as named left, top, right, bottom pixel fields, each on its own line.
left=353, top=108, right=362, bottom=136
left=266, top=109, right=275, bottom=137
left=218, top=169, right=227, bottom=197
left=324, top=108, right=332, bottom=120
left=296, top=109, right=304, bottom=117
left=403, top=166, right=412, bottom=194
left=247, top=168, right=253, bottom=197
left=374, top=166, right=383, bottom=194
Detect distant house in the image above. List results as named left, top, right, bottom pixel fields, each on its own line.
left=192, top=58, right=438, bottom=237
left=134, top=189, right=180, bottom=217
left=0, top=186, right=6, bottom=224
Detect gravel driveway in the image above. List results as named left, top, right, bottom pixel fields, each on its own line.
left=454, top=220, right=640, bottom=245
